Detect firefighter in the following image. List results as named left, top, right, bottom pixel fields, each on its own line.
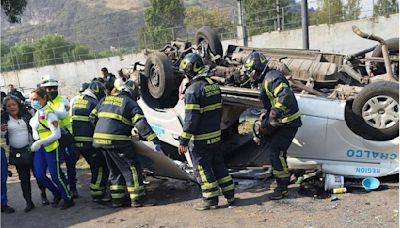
left=243, top=51, right=302, bottom=200
left=178, top=53, right=235, bottom=211
left=40, top=75, right=78, bottom=198
left=90, top=79, right=161, bottom=208
left=69, top=82, right=90, bottom=115
left=71, top=80, right=110, bottom=202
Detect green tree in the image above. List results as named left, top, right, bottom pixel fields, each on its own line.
left=0, top=34, right=96, bottom=72
left=184, top=6, right=233, bottom=38
left=344, top=0, right=361, bottom=20
left=33, top=34, right=75, bottom=66
left=0, top=43, right=35, bottom=71
left=1, top=42, right=10, bottom=57
left=243, top=0, right=298, bottom=36
left=244, top=0, right=275, bottom=36
left=140, top=0, right=185, bottom=49
left=310, top=0, right=344, bottom=25
left=1, top=0, right=27, bottom=23
left=32, top=34, right=93, bottom=66
left=374, top=0, right=399, bottom=17
left=1, top=42, right=11, bottom=71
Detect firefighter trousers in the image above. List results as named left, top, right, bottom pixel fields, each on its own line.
left=189, top=144, right=235, bottom=205
left=263, top=127, right=299, bottom=186
left=76, top=146, right=109, bottom=199
left=99, top=145, right=145, bottom=205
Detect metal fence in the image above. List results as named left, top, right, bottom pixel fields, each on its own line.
left=1, top=0, right=398, bottom=72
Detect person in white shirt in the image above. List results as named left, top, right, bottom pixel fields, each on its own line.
left=29, top=88, right=74, bottom=210
left=1, top=95, right=48, bottom=212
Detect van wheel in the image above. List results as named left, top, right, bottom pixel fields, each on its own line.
left=196, top=26, right=223, bottom=58
left=347, top=81, right=399, bottom=141
left=141, top=52, right=178, bottom=109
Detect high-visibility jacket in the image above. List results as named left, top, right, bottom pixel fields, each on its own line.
left=71, top=94, right=98, bottom=149
left=38, top=106, right=59, bottom=152
left=90, top=92, right=159, bottom=148
left=49, top=96, right=73, bottom=133
left=179, top=76, right=222, bottom=148
left=260, top=69, right=302, bottom=128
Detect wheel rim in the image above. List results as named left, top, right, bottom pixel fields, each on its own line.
left=198, top=39, right=212, bottom=58
left=362, top=95, right=399, bottom=129
left=149, top=64, right=160, bottom=87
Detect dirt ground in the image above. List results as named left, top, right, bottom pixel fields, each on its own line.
left=1, top=167, right=399, bottom=228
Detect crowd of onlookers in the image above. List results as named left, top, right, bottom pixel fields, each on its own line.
left=1, top=67, right=116, bottom=213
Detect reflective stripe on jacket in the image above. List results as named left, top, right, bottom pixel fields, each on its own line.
left=71, top=94, right=98, bottom=148
left=91, top=92, right=159, bottom=148
left=260, top=69, right=302, bottom=128
left=180, top=76, right=222, bottom=147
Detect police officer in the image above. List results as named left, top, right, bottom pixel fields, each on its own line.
left=90, top=79, right=161, bottom=208
left=40, top=75, right=78, bottom=198
left=29, top=88, right=74, bottom=209
left=243, top=52, right=302, bottom=200
left=178, top=53, right=235, bottom=211
left=71, top=80, right=110, bottom=202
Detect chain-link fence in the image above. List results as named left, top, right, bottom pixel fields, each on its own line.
left=1, top=0, right=398, bottom=72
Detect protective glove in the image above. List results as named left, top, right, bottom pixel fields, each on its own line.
left=31, top=141, right=42, bottom=152
left=153, top=144, right=161, bottom=153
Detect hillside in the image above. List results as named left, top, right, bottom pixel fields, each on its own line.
left=0, top=0, right=235, bottom=50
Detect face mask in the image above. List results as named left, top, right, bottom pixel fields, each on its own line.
left=49, top=91, right=58, bottom=100
left=31, top=100, right=42, bottom=110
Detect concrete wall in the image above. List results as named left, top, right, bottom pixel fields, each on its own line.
left=222, top=14, right=399, bottom=54
left=1, top=14, right=398, bottom=98
left=1, top=52, right=146, bottom=97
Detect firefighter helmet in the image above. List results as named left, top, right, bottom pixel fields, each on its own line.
left=179, top=53, right=205, bottom=79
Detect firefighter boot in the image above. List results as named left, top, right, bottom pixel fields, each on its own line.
left=269, top=178, right=289, bottom=200
left=93, top=194, right=112, bottom=203
left=131, top=198, right=156, bottom=208
left=227, top=197, right=236, bottom=206
left=194, top=199, right=218, bottom=211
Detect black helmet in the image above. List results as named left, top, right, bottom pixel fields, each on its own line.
left=179, top=53, right=205, bottom=79
left=88, top=80, right=106, bottom=100
left=124, top=80, right=139, bottom=100
left=242, top=51, right=269, bottom=78
left=79, top=82, right=90, bottom=93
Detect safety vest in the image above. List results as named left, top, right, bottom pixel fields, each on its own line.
left=180, top=77, right=223, bottom=147
left=37, top=107, right=59, bottom=152
left=71, top=94, right=98, bottom=148
left=49, top=96, right=73, bottom=133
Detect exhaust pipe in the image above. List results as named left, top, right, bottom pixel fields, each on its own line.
left=352, top=26, right=394, bottom=80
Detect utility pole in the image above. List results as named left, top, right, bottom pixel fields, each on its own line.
left=301, top=0, right=309, bottom=49
left=276, top=0, right=281, bottom=31
left=237, top=0, right=248, bottom=46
